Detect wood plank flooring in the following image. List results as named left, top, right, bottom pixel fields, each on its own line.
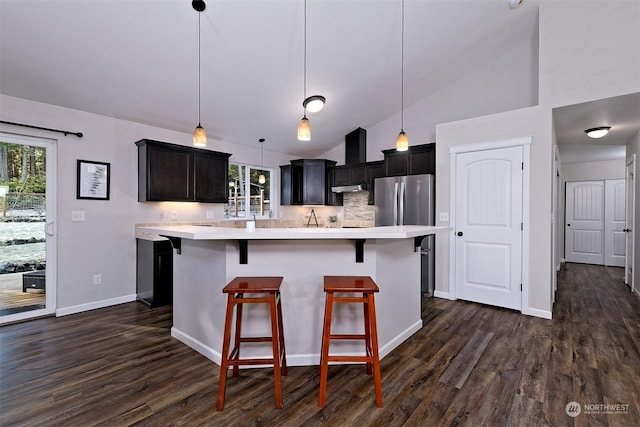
left=1, top=263, right=639, bottom=426
left=0, top=272, right=45, bottom=314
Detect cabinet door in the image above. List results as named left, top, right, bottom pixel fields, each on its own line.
left=147, top=145, right=192, bottom=201
left=385, top=152, right=408, bottom=176
left=333, top=166, right=351, bottom=186
left=350, top=164, right=367, bottom=184
left=367, top=161, right=385, bottom=205
left=280, top=165, right=292, bottom=205
left=193, top=151, right=229, bottom=203
left=291, top=163, right=304, bottom=205
left=154, top=241, right=173, bottom=306
left=303, top=161, right=327, bottom=205
left=409, top=144, right=435, bottom=175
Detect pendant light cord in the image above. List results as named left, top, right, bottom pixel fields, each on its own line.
left=401, top=0, right=405, bottom=131
left=198, top=10, right=202, bottom=125
left=303, top=0, right=307, bottom=109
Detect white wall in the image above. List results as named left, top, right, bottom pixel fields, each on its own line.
left=434, top=106, right=539, bottom=298
left=0, top=94, right=296, bottom=314
left=318, top=36, right=539, bottom=164
left=537, top=0, right=640, bottom=312
left=626, top=129, right=640, bottom=295
left=562, top=159, right=625, bottom=182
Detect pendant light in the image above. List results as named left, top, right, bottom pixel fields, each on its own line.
left=258, top=138, right=266, bottom=184
left=297, top=0, right=312, bottom=141
left=193, top=0, right=207, bottom=147
left=396, top=0, right=408, bottom=152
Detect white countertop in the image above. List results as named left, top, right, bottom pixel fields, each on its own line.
left=136, top=224, right=451, bottom=240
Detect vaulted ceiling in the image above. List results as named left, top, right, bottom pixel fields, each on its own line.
left=0, top=0, right=542, bottom=156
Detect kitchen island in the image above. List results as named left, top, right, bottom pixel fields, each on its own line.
left=136, top=224, right=449, bottom=366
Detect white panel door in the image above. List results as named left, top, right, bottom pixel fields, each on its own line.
left=625, top=157, right=635, bottom=287
left=565, top=181, right=604, bottom=264
left=604, top=179, right=626, bottom=267
left=455, top=146, right=522, bottom=310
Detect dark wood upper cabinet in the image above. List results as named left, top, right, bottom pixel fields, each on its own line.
left=281, top=159, right=336, bottom=205
left=280, top=165, right=292, bottom=206
left=366, top=161, right=384, bottom=205
left=382, top=143, right=435, bottom=176
left=136, top=139, right=231, bottom=203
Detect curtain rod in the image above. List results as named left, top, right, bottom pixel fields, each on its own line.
left=0, top=120, right=83, bottom=138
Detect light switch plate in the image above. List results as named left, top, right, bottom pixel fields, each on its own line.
left=439, top=212, right=449, bottom=222
left=72, top=210, right=85, bottom=222
left=206, top=211, right=215, bottom=219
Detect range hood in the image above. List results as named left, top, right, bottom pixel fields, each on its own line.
left=331, top=184, right=366, bottom=193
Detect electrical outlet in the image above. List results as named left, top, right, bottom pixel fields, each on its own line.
left=171, top=211, right=178, bottom=220
left=439, top=212, right=449, bottom=222
left=93, top=274, right=102, bottom=285
left=71, top=210, right=85, bottom=222
left=206, top=211, right=215, bottom=220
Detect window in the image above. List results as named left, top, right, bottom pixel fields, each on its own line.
left=226, top=163, right=272, bottom=219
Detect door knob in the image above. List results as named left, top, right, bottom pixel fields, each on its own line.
left=624, top=228, right=632, bottom=232
left=567, top=224, right=571, bottom=227
left=457, top=231, right=463, bottom=237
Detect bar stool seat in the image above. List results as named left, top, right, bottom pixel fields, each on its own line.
left=319, top=275, right=382, bottom=408
left=217, top=276, right=287, bottom=410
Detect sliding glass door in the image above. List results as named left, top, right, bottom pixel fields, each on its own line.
left=0, top=133, right=56, bottom=323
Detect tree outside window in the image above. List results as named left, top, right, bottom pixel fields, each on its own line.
left=226, top=163, right=272, bottom=219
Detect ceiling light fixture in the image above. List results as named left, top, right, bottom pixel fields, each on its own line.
left=396, top=0, right=408, bottom=152
left=297, top=0, right=312, bottom=141
left=509, top=0, right=524, bottom=9
left=192, top=0, right=207, bottom=147
left=303, top=95, right=326, bottom=113
left=258, top=138, right=266, bottom=184
left=585, top=126, right=612, bottom=139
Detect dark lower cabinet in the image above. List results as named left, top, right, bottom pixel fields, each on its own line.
left=136, top=239, right=173, bottom=307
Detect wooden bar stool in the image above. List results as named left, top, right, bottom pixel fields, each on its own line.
left=217, top=276, right=287, bottom=410
left=319, top=276, right=382, bottom=408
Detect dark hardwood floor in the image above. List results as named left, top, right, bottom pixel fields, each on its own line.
left=1, top=263, right=639, bottom=426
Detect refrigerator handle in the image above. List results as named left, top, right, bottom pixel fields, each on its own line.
left=398, top=182, right=405, bottom=226
left=393, top=182, right=399, bottom=226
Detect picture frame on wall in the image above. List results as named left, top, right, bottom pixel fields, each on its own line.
left=77, top=159, right=110, bottom=200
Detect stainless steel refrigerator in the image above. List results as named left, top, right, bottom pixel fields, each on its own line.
left=374, top=174, right=435, bottom=297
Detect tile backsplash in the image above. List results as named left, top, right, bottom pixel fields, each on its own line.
left=342, top=191, right=375, bottom=227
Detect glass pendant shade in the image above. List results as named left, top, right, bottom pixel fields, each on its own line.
left=297, top=116, right=311, bottom=141
left=193, top=124, right=207, bottom=147
left=396, top=130, right=408, bottom=151
left=258, top=174, right=266, bottom=184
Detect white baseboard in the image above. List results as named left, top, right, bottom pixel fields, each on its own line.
left=56, top=294, right=137, bottom=317
left=172, top=327, right=222, bottom=365
left=522, top=307, right=552, bottom=319
left=560, top=258, right=566, bottom=264
left=434, top=290, right=454, bottom=300
left=171, top=319, right=423, bottom=368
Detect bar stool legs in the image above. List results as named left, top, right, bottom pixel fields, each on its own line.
left=319, top=276, right=382, bottom=408
left=217, top=277, right=287, bottom=411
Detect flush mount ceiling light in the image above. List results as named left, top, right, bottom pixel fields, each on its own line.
left=585, top=126, right=612, bottom=139
left=192, top=0, right=207, bottom=147
left=303, top=95, right=326, bottom=113
left=258, top=138, right=266, bottom=184
left=396, top=0, right=408, bottom=152
left=509, top=0, right=524, bottom=8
